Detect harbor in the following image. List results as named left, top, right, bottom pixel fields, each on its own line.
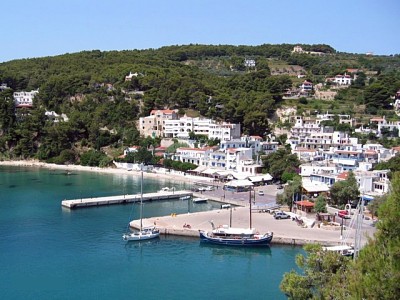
left=127, top=206, right=376, bottom=246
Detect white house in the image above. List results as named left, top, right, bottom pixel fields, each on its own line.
left=174, top=147, right=212, bottom=166
left=164, top=117, right=240, bottom=140
left=333, top=73, right=352, bottom=85
left=13, top=89, right=39, bottom=108
left=125, top=72, right=139, bottom=81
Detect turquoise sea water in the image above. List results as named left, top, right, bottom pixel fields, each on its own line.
left=0, top=166, right=302, bottom=300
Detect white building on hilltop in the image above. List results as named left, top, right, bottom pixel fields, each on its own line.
left=333, top=73, right=352, bottom=85
left=13, top=89, right=39, bottom=108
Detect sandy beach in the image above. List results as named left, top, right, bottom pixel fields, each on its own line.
left=0, top=159, right=209, bottom=185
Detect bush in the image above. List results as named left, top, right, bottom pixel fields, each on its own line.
left=52, top=149, right=76, bottom=165
left=299, top=97, right=308, bottom=104
left=80, top=149, right=108, bottom=167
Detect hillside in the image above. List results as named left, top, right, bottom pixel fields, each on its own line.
left=0, top=43, right=399, bottom=164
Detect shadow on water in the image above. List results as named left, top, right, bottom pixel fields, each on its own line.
left=199, top=242, right=272, bottom=257
left=123, top=238, right=161, bottom=250
left=50, top=172, right=77, bottom=176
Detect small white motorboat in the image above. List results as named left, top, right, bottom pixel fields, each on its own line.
left=193, top=197, right=208, bottom=203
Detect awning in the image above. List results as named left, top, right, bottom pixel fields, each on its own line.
left=248, top=174, right=273, bottom=182
left=224, top=180, right=254, bottom=188
left=302, top=181, right=330, bottom=193
left=230, top=172, right=250, bottom=180
left=192, top=166, right=207, bottom=173
left=201, top=168, right=220, bottom=175
left=361, top=195, right=374, bottom=201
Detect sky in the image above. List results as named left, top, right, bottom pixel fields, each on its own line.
left=1, top=0, right=399, bottom=63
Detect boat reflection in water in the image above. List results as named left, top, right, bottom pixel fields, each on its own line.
left=199, top=224, right=273, bottom=246
left=124, top=238, right=160, bottom=250
left=200, top=242, right=272, bottom=257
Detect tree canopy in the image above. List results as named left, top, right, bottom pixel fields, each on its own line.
left=329, top=171, right=359, bottom=207
left=280, top=172, right=400, bottom=300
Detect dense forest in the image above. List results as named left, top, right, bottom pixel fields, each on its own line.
left=0, top=43, right=400, bottom=165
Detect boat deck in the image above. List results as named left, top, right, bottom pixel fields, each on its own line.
left=61, top=190, right=193, bottom=209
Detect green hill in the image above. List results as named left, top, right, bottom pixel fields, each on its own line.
left=0, top=44, right=399, bottom=163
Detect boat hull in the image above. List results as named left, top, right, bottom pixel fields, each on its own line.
left=199, top=230, right=273, bottom=246
left=193, top=198, right=207, bottom=203
left=123, top=229, right=160, bottom=241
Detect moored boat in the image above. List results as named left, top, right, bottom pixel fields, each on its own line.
left=193, top=197, right=207, bottom=203
left=322, top=245, right=354, bottom=257
left=199, top=189, right=273, bottom=247
left=122, top=165, right=160, bottom=242
left=179, top=195, right=191, bottom=200
left=199, top=225, right=273, bottom=246
left=123, top=226, right=160, bottom=241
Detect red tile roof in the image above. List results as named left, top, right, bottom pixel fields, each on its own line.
left=337, top=172, right=349, bottom=180
left=150, top=109, right=175, bottom=115
left=295, top=200, right=315, bottom=207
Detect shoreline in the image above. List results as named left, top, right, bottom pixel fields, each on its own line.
left=0, top=159, right=208, bottom=185
left=1, top=159, right=375, bottom=247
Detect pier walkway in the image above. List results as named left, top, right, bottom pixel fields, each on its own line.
left=61, top=190, right=193, bottom=209
left=128, top=206, right=376, bottom=246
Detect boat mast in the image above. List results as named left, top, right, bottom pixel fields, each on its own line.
left=140, top=164, right=143, bottom=231
left=354, top=194, right=364, bottom=259
left=249, top=188, right=252, bottom=228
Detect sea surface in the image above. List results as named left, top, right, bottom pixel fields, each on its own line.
left=0, top=166, right=303, bottom=300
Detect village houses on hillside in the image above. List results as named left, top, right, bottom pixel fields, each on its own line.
left=121, top=108, right=396, bottom=203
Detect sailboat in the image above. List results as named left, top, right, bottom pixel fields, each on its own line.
left=199, top=190, right=273, bottom=246
left=122, top=165, right=160, bottom=241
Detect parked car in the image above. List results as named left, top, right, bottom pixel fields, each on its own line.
left=337, top=210, right=351, bottom=219
left=277, top=185, right=284, bottom=189
left=274, top=211, right=290, bottom=219
left=258, top=190, right=264, bottom=196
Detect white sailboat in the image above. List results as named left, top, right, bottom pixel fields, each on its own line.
left=122, top=165, right=160, bottom=241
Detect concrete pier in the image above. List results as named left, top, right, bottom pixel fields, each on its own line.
left=128, top=206, right=376, bottom=246
left=61, top=190, right=193, bottom=209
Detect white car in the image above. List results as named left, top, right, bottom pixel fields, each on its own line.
left=258, top=191, right=264, bottom=196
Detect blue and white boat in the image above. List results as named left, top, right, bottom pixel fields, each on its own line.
left=199, top=191, right=273, bottom=246
left=199, top=225, right=273, bottom=246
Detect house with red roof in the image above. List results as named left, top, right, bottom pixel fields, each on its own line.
left=333, top=73, right=352, bottom=85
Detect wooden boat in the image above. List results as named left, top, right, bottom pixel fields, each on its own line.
left=199, top=225, right=273, bottom=246
left=199, top=191, right=273, bottom=246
